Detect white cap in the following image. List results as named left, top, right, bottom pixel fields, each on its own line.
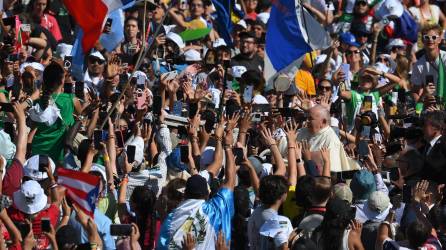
left=374, top=0, right=404, bottom=20
left=166, top=32, right=185, bottom=49
left=133, top=70, right=147, bottom=80
left=274, top=74, right=291, bottom=92
left=385, top=38, right=406, bottom=51
left=13, top=180, right=48, bottom=214
left=19, top=62, right=44, bottom=74
left=213, top=38, right=227, bottom=48
left=237, top=19, right=247, bottom=29
left=315, top=54, right=336, bottom=67
left=257, top=12, right=270, bottom=24
left=231, top=65, right=247, bottom=78
left=55, top=43, right=73, bottom=59
left=184, top=49, right=201, bottom=62
left=89, top=51, right=105, bottom=61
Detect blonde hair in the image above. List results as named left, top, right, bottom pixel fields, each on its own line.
left=395, top=55, right=410, bottom=80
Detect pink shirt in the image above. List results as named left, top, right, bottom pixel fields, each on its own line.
left=40, top=14, right=62, bottom=41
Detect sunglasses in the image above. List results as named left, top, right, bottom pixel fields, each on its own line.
left=378, top=57, right=389, bottom=63
left=346, top=50, right=360, bottom=55
left=356, top=1, right=368, bottom=6
left=89, top=57, right=105, bottom=65
left=319, top=86, right=332, bottom=91
left=423, top=35, right=439, bottom=41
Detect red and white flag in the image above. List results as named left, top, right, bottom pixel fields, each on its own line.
left=57, top=168, right=100, bottom=218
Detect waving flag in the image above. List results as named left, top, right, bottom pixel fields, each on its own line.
left=57, top=168, right=100, bottom=217
left=264, top=0, right=331, bottom=87
left=374, top=0, right=418, bottom=43
left=211, top=0, right=244, bottom=46
left=63, top=0, right=134, bottom=53
left=99, top=9, right=125, bottom=52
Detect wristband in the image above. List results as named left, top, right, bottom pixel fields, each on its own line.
left=215, top=136, right=223, bottom=142
left=103, top=155, right=110, bottom=162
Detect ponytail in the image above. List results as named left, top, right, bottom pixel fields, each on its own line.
left=41, top=62, right=65, bottom=109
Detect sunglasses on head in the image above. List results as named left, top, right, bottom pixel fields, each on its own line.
left=423, top=35, right=439, bottom=41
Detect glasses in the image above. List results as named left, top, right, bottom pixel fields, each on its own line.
left=346, top=50, right=360, bottom=56
left=378, top=57, right=389, bottom=63
left=423, top=35, right=439, bottom=41
left=89, top=57, right=105, bottom=65
left=319, top=85, right=332, bottom=91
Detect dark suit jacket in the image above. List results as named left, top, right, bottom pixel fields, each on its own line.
left=422, top=136, right=446, bottom=183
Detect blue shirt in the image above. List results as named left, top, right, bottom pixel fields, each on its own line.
left=157, top=188, right=234, bottom=249
left=69, top=209, right=116, bottom=250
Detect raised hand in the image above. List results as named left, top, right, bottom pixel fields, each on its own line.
left=260, top=127, right=276, bottom=147
left=284, top=120, right=298, bottom=144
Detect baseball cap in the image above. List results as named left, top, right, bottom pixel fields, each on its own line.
left=367, top=191, right=391, bottom=213
left=89, top=51, right=105, bottom=62
left=333, top=183, right=353, bottom=204
left=374, top=0, right=404, bottom=20
left=350, top=170, right=376, bottom=201
left=166, top=32, right=185, bottom=49
left=184, top=49, right=201, bottom=62
left=339, top=32, right=360, bottom=47
left=385, top=38, right=406, bottom=51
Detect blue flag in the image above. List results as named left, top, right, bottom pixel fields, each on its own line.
left=211, top=0, right=244, bottom=46
left=264, top=0, right=331, bottom=86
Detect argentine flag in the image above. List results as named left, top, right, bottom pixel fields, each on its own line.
left=264, top=0, right=331, bottom=87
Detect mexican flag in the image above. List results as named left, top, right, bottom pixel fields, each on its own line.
left=438, top=59, right=446, bottom=106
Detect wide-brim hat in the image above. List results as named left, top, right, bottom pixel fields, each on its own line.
left=13, top=180, right=47, bottom=214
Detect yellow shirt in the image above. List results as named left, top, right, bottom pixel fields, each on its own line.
left=185, top=17, right=207, bottom=29
left=294, top=69, right=316, bottom=95
left=282, top=185, right=304, bottom=223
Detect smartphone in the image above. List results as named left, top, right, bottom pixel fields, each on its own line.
left=398, top=88, right=406, bottom=104
left=93, top=130, right=102, bottom=150
left=363, top=96, right=373, bottom=111
left=104, top=18, right=113, bottom=33
left=0, top=102, right=14, bottom=112
left=233, top=147, right=244, bottom=165
left=152, top=95, right=162, bottom=116
left=8, top=53, right=19, bottom=62
left=425, top=75, right=435, bottom=85
left=17, top=223, right=30, bottom=238
left=251, top=113, right=262, bottom=122
left=357, top=140, right=369, bottom=159
left=119, top=73, right=129, bottom=85
left=64, top=56, right=73, bottom=71
left=225, top=104, right=240, bottom=118
left=350, top=206, right=357, bottom=220
left=172, top=101, right=182, bottom=116
left=115, top=131, right=124, bottom=148
left=64, top=82, right=73, bottom=94
left=252, top=104, right=271, bottom=113
left=243, top=85, right=254, bottom=104
left=341, top=63, right=350, bottom=78
left=389, top=167, right=400, bottom=181
left=161, top=71, right=178, bottom=82
left=280, top=107, right=294, bottom=118
left=188, top=102, right=198, bottom=118
left=41, top=218, right=51, bottom=233
left=136, top=89, right=146, bottom=110
left=75, top=81, right=85, bottom=99
left=178, top=126, right=188, bottom=140
left=136, top=75, right=145, bottom=87
left=39, top=155, right=49, bottom=172
left=402, top=184, right=412, bottom=203
left=222, top=59, right=231, bottom=69
left=110, top=224, right=132, bottom=236
left=127, top=145, right=136, bottom=163
left=180, top=144, right=189, bottom=163
left=202, top=110, right=216, bottom=133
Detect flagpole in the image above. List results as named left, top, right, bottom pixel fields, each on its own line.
left=299, top=0, right=314, bottom=68
left=99, top=0, right=173, bottom=129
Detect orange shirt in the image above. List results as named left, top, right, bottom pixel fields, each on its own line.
left=294, top=69, right=316, bottom=95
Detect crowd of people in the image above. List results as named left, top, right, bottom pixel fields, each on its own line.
left=0, top=0, right=446, bottom=249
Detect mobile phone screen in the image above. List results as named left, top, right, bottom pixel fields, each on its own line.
left=188, top=102, right=198, bottom=118
left=180, top=145, right=189, bottom=163
left=39, top=155, right=49, bottom=172
left=64, top=82, right=73, bottom=94
left=41, top=218, right=51, bottom=232
left=363, top=96, right=373, bottom=111
left=75, top=81, right=84, bottom=99
left=233, top=147, right=244, bottom=165
left=152, top=96, right=162, bottom=116
left=243, top=85, right=254, bottom=104
left=110, top=224, right=132, bottom=236
left=94, top=130, right=102, bottom=150
left=127, top=145, right=136, bottom=163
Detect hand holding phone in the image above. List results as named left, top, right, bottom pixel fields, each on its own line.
left=41, top=218, right=51, bottom=233
left=127, top=145, right=136, bottom=163
left=93, top=130, right=102, bottom=150
left=233, top=147, right=244, bottom=165
left=39, top=155, right=49, bottom=172
left=180, top=144, right=189, bottom=163
left=110, top=224, right=132, bottom=236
